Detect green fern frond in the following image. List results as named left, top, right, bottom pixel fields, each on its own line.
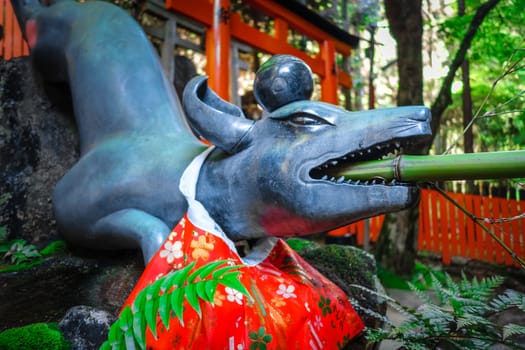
left=446, top=337, right=491, bottom=350
left=400, top=340, right=429, bottom=350
left=449, top=296, right=489, bottom=316
left=430, top=272, right=448, bottom=304
left=445, top=273, right=460, bottom=296
left=503, top=323, right=525, bottom=341
left=407, top=281, right=432, bottom=305
left=455, top=313, right=493, bottom=330
left=470, top=275, right=505, bottom=301
left=100, top=259, right=250, bottom=350
left=363, top=273, right=525, bottom=350
left=491, top=289, right=525, bottom=312
left=417, top=303, right=454, bottom=334
left=365, top=327, right=390, bottom=343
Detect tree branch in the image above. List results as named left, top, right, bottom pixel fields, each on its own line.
left=430, top=0, right=501, bottom=137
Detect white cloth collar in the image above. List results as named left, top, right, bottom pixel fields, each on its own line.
left=179, top=148, right=277, bottom=265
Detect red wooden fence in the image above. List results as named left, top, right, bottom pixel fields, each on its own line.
left=328, top=215, right=384, bottom=245
left=329, top=189, right=525, bottom=267
left=1, top=0, right=29, bottom=60
left=418, top=189, right=525, bottom=267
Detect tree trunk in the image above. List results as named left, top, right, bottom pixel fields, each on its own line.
left=462, top=60, right=473, bottom=154
left=376, top=0, right=501, bottom=275
left=374, top=0, right=423, bottom=275
left=459, top=0, right=475, bottom=193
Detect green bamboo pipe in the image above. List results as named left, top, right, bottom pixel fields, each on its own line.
left=331, top=150, right=525, bottom=182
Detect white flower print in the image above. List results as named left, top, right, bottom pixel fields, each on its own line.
left=226, top=287, right=244, bottom=305
left=314, top=314, right=323, bottom=329
left=159, top=240, right=183, bottom=264
left=276, top=284, right=297, bottom=299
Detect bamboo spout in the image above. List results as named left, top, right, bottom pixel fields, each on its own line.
left=330, top=150, right=525, bottom=182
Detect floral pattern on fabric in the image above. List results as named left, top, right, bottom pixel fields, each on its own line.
left=123, top=214, right=365, bottom=350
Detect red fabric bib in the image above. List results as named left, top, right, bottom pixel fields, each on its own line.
left=124, top=214, right=364, bottom=349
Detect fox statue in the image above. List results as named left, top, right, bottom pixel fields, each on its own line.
left=10, top=0, right=431, bottom=263
left=10, top=0, right=432, bottom=347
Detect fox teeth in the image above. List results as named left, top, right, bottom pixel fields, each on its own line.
left=312, top=139, right=415, bottom=185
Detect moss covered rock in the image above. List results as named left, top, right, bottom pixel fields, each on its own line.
left=0, top=323, right=69, bottom=350
left=294, top=241, right=387, bottom=328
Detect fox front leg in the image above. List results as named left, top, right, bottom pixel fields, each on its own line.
left=90, top=209, right=170, bottom=263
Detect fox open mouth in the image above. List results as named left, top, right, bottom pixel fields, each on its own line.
left=309, top=138, right=418, bottom=186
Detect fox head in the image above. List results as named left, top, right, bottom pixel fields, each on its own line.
left=183, top=60, right=432, bottom=241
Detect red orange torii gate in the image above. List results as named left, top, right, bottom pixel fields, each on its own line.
left=165, top=0, right=359, bottom=103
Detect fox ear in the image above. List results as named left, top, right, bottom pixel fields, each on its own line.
left=183, top=76, right=254, bottom=153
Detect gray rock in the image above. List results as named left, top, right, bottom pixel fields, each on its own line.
left=59, top=305, right=116, bottom=350
left=0, top=56, right=78, bottom=246
left=0, top=253, right=142, bottom=331
left=0, top=256, right=100, bottom=330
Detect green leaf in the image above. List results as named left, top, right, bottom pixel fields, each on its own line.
left=195, top=280, right=210, bottom=302
left=170, top=287, right=185, bottom=325
left=119, top=307, right=136, bottom=350
left=119, top=306, right=132, bottom=331
left=124, top=330, right=137, bottom=350
left=132, top=288, right=147, bottom=314
left=131, top=307, right=146, bottom=350
left=258, top=326, right=265, bottom=336
left=120, top=307, right=137, bottom=350
left=185, top=283, right=202, bottom=317
left=220, top=273, right=251, bottom=300
left=211, top=264, right=242, bottom=279
left=107, top=317, right=124, bottom=348
left=160, top=272, right=176, bottom=293
left=144, top=291, right=159, bottom=339
left=204, top=280, right=219, bottom=302
left=158, top=292, right=171, bottom=331
left=194, top=260, right=231, bottom=280
left=171, top=261, right=196, bottom=287
left=40, top=240, right=67, bottom=256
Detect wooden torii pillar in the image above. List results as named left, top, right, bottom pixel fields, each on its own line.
left=206, top=0, right=231, bottom=100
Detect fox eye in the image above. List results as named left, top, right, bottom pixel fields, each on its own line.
left=287, top=113, right=332, bottom=126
